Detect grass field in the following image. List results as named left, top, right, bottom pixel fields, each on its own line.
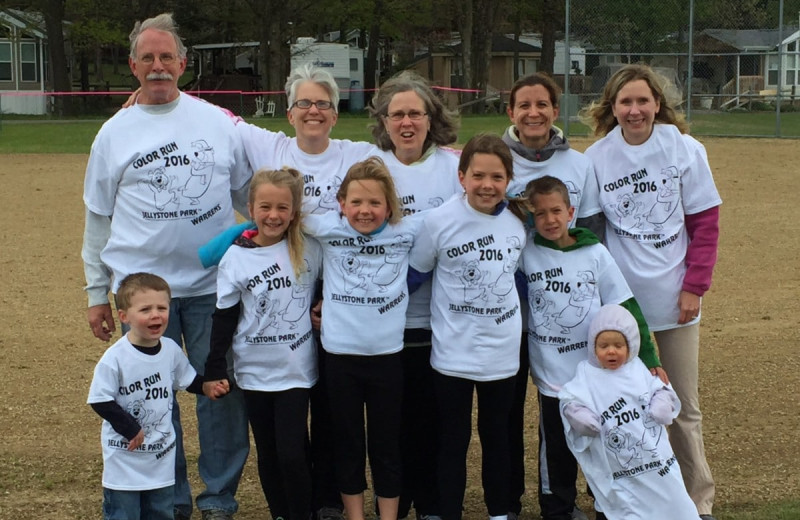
left=0, top=110, right=798, bottom=154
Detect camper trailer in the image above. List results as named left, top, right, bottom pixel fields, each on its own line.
left=290, top=38, right=365, bottom=110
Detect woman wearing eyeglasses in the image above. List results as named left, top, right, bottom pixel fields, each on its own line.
left=228, top=67, right=461, bottom=520
left=367, top=71, right=463, bottom=520
left=238, top=64, right=377, bottom=217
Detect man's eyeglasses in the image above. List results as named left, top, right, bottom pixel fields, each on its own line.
left=292, top=99, right=334, bottom=110
left=385, top=110, right=428, bottom=121
left=139, top=53, right=178, bottom=65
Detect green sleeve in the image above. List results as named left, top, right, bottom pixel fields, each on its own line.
left=620, top=297, right=661, bottom=369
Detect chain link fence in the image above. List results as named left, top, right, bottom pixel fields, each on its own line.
left=562, top=0, right=800, bottom=137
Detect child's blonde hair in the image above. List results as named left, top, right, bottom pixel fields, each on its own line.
left=116, top=272, right=171, bottom=310
left=248, top=167, right=306, bottom=278
left=336, top=156, right=402, bottom=225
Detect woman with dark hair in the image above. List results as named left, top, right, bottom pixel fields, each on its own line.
left=503, top=72, right=605, bottom=520
left=367, top=70, right=463, bottom=520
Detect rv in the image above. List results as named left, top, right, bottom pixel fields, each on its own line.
left=290, top=38, right=365, bottom=109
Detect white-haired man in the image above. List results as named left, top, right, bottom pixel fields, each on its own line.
left=82, top=13, right=250, bottom=520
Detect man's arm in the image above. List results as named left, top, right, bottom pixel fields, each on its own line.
left=82, top=208, right=115, bottom=341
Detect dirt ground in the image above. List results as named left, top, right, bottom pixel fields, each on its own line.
left=1, top=138, right=798, bottom=519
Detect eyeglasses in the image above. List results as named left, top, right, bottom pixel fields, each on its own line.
left=138, top=53, right=178, bottom=65
left=385, top=110, right=428, bottom=121
left=292, top=99, right=334, bottom=110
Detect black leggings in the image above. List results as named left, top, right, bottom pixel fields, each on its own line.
left=326, top=351, right=404, bottom=497
left=243, top=388, right=312, bottom=520
left=435, top=372, right=516, bottom=520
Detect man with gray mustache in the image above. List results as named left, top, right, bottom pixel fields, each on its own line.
left=81, top=12, right=251, bottom=520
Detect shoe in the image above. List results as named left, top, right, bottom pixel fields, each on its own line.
left=699, top=516, right=717, bottom=520
left=201, top=510, right=234, bottom=520
left=317, top=507, right=345, bottom=520
left=174, top=511, right=191, bottom=520
left=419, top=516, right=443, bottom=520
left=572, top=506, right=589, bottom=520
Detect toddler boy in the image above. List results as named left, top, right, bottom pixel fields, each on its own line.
left=87, top=273, right=225, bottom=519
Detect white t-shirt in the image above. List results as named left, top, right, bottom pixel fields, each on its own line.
left=87, top=336, right=196, bottom=491
left=584, top=124, right=722, bottom=330
left=84, top=92, right=251, bottom=296
left=305, top=213, right=422, bottom=356
left=216, top=237, right=322, bottom=391
left=559, top=358, right=698, bottom=520
left=506, top=147, right=601, bottom=222
left=378, top=147, right=462, bottom=329
left=520, top=239, right=632, bottom=396
left=237, top=123, right=377, bottom=215
left=410, top=195, right=526, bottom=381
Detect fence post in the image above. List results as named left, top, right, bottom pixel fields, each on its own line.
left=686, top=0, right=694, bottom=122
left=777, top=0, right=784, bottom=137
left=563, top=0, right=572, bottom=136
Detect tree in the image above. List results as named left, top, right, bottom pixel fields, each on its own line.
left=538, top=0, right=562, bottom=74
left=38, top=0, right=74, bottom=115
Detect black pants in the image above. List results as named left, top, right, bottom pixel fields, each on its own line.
left=508, top=335, right=530, bottom=515
left=537, top=393, right=579, bottom=520
left=311, top=339, right=345, bottom=512
left=326, top=351, right=403, bottom=497
left=398, top=331, right=440, bottom=517
left=243, top=388, right=312, bottom=520
left=435, top=372, right=516, bottom=520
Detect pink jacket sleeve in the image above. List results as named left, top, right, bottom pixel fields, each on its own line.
left=682, top=205, right=720, bottom=296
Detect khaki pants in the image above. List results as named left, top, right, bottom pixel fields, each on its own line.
left=654, top=323, right=715, bottom=515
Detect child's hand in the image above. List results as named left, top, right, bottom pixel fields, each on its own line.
left=650, top=366, right=669, bottom=384
left=648, top=390, right=676, bottom=425
left=214, top=379, right=230, bottom=395
left=203, top=379, right=229, bottom=400
left=563, top=402, right=601, bottom=437
left=310, top=300, right=323, bottom=330
left=127, top=429, right=144, bottom=451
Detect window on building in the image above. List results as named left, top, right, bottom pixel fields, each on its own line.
left=350, top=58, right=358, bottom=71
left=767, top=56, right=779, bottom=86
left=20, top=41, right=38, bottom=82
left=787, top=46, right=799, bottom=85
left=0, top=41, right=11, bottom=81
left=516, top=59, right=538, bottom=78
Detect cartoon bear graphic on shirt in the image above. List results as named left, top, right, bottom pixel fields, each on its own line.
left=530, top=287, right=556, bottom=331
left=138, top=166, right=181, bottom=210
left=489, top=236, right=522, bottom=303
left=316, top=176, right=342, bottom=214
left=126, top=398, right=171, bottom=441
left=455, top=260, right=489, bottom=304
left=554, top=270, right=597, bottom=333
left=373, top=233, right=412, bottom=292
left=255, top=288, right=280, bottom=335
left=645, top=166, right=680, bottom=230
left=279, top=260, right=313, bottom=329
left=606, top=426, right=642, bottom=469
left=637, top=392, right=663, bottom=459
left=605, top=192, right=645, bottom=231
left=183, top=139, right=215, bottom=204
left=340, top=251, right=368, bottom=294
